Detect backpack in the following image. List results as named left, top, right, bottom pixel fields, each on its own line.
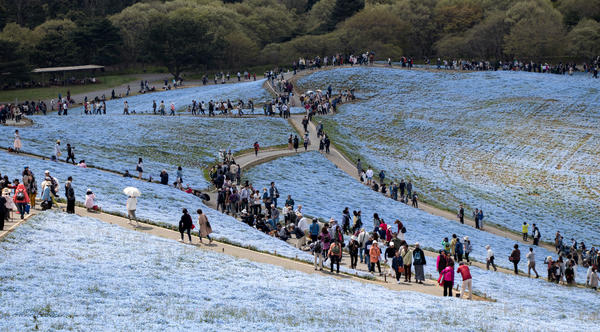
left=414, top=250, right=422, bottom=262
left=331, top=244, right=341, bottom=256
left=401, top=227, right=407, bottom=234
left=313, top=241, right=322, bottom=254
left=16, top=191, right=25, bottom=200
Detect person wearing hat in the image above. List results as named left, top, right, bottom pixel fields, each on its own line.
left=369, top=240, right=382, bottom=275
left=53, top=140, right=61, bottom=162
left=412, top=242, right=427, bottom=284
left=85, top=189, right=98, bottom=212
left=385, top=241, right=397, bottom=278
left=40, top=178, right=52, bottom=210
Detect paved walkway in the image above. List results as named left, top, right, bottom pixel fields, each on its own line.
left=48, top=203, right=473, bottom=299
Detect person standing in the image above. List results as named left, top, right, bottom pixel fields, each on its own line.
left=463, top=236, right=472, bottom=264
left=526, top=247, right=539, bottom=278
left=136, top=158, right=144, bottom=180
left=457, top=262, right=473, bottom=300
left=0, top=193, right=6, bottom=230
left=53, top=140, right=62, bottom=161
left=197, top=209, right=213, bottom=244
left=438, top=259, right=455, bottom=297
left=13, top=130, right=22, bottom=153
left=179, top=208, right=193, bottom=243
left=510, top=244, right=521, bottom=275
left=458, top=204, right=464, bottom=224
left=348, top=236, right=359, bottom=269
left=356, top=158, right=362, bottom=177
left=532, top=224, right=541, bottom=246
left=311, top=235, right=323, bottom=270
left=522, top=222, right=529, bottom=241
left=401, top=244, right=413, bottom=282
left=170, top=102, right=175, bottom=116
left=12, top=183, right=29, bottom=219
left=293, top=135, right=299, bottom=152
left=412, top=243, right=427, bottom=284
left=126, top=195, right=139, bottom=227
left=369, top=240, right=382, bottom=275
left=328, top=240, right=342, bottom=273
left=65, top=178, right=75, bottom=214
left=486, top=245, right=497, bottom=271
left=269, top=182, right=279, bottom=208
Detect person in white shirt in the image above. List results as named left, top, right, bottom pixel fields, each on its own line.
left=365, top=168, right=373, bottom=185
left=526, top=247, right=539, bottom=278
left=126, top=196, right=139, bottom=228
left=485, top=245, right=497, bottom=271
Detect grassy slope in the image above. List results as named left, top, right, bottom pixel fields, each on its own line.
left=0, top=75, right=139, bottom=103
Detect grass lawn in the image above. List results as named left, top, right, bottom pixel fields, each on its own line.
left=0, top=75, right=140, bottom=103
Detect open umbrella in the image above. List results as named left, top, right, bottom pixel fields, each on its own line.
left=123, top=186, right=141, bottom=197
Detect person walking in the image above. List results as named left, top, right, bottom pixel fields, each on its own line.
left=412, top=243, right=427, bottom=284
left=392, top=250, right=404, bottom=283
left=126, top=195, right=139, bottom=227
left=40, top=177, right=52, bottom=210
left=254, top=141, right=260, bottom=156
left=510, top=244, right=521, bottom=275
left=26, top=170, right=37, bottom=209
left=438, top=259, right=455, bottom=297
left=486, top=245, right=497, bottom=271
left=65, top=179, right=75, bottom=214
left=293, top=135, right=299, bottom=152
left=526, top=247, right=539, bottom=278
left=348, top=236, right=359, bottom=269
left=369, top=240, right=382, bottom=275
left=178, top=208, right=193, bottom=243
left=457, top=262, right=473, bottom=299
left=12, top=183, right=29, bottom=219
left=310, top=235, right=323, bottom=270
left=64, top=144, right=75, bottom=165
left=197, top=209, right=213, bottom=244
left=328, top=240, right=342, bottom=273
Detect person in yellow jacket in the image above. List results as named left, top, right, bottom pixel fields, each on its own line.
left=522, top=222, right=529, bottom=241
left=450, top=234, right=458, bottom=260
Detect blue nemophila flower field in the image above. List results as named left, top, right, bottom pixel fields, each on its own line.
left=298, top=67, right=600, bottom=246
left=0, top=211, right=597, bottom=331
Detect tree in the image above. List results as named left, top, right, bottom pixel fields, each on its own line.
left=0, top=39, right=30, bottom=86
left=71, top=18, right=122, bottom=65
left=567, top=18, right=600, bottom=59
left=109, top=2, right=161, bottom=65
left=503, top=0, right=566, bottom=60
left=146, top=9, right=218, bottom=79
left=32, top=31, right=79, bottom=67
left=326, top=0, right=364, bottom=31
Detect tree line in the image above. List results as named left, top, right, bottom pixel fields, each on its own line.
left=1, top=0, right=599, bottom=83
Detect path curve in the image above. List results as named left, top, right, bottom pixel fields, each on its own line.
left=259, top=69, right=556, bottom=253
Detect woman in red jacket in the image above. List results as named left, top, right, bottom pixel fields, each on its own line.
left=13, top=183, right=30, bottom=220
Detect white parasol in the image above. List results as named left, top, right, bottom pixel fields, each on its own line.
left=123, top=186, right=141, bottom=197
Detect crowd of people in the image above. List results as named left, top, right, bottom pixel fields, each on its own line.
left=432, top=57, right=600, bottom=78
